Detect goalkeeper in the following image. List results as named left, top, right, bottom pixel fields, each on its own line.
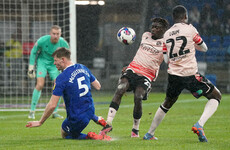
left=27, top=25, right=69, bottom=119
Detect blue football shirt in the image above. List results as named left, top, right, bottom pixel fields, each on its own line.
left=53, top=64, right=96, bottom=122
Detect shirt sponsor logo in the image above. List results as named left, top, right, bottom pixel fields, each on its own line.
left=140, top=43, right=160, bottom=54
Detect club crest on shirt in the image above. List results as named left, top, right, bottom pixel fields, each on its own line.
left=156, top=41, right=162, bottom=46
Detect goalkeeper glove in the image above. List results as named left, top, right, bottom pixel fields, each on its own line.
left=27, top=65, right=36, bottom=78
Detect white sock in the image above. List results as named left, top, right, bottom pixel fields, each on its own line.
left=148, top=107, right=166, bottom=135
left=133, top=119, right=141, bottom=130
left=106, top=107, right=117, bottom=125
left=198, top=99, right=219, bottom=127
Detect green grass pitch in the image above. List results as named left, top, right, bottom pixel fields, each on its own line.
left=0, top=92, right=230, bottom=150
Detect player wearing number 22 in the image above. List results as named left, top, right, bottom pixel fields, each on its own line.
left=26, top=47, right=111, bottom=140
left=143, top=5, right=222, bottom=142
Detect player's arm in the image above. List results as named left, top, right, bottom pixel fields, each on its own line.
left=27, top=41, right=41, bottom=78
left=193, top=34, right=208, bottom=52
left=163, top=53, right=168, bottom=64
left=26, top=95, right=60, bottom=128
left=162, top=43, right=168, bottom=63
left=91, top=79, right=101, bottom=90
left=29, top=41, right=40, bottom=66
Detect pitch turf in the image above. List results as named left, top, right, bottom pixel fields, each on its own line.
left=0, top=92, right=229, bottom=150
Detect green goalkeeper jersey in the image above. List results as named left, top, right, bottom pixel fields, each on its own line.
left=29, top=35, right=69, bottom=65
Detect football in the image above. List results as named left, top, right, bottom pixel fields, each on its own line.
left=117, top=27, right=136, bottom=45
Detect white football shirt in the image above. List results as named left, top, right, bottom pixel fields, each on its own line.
left=163, top=23, right=203, bottom=76
left=127, top=32, right=165, bottom=81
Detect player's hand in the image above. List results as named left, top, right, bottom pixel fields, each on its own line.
left=26, top=121, right=42, bottom=128
left=121, top=66, right=127, bottom=74
left=27, top=65, right=36, bottom=78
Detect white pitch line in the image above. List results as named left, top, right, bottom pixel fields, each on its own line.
left=0, top=112, right=44, bottom=120
left=95, top=98, right=207, bottom=110
left=1, top=96, right=228, bottom=120
left=0, top=98, right=203, bottom=119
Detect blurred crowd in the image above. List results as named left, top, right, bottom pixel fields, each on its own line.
left=151, top=0, right=230, bottom=37
left=149, top=0, right=230, bottom=62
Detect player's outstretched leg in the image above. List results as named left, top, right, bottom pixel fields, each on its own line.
left=87, top=132, right=111, bottom=141
left=143, top=133, right=158, bottom=140
left=99, top=124, right=113, bottom=135
left=192, top=122, right=208, bottom=142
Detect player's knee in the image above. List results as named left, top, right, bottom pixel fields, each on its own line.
left=134, top=92, right=144, bottom=101
left=207, top=87, right=222, bottom=103
left=117, top=82, right=127, bottom=90
left=162, top=97, right=178, bottom=110
left=133, top=111, right=142, bottom=119
left=216, top=87, right=222, bottom=100
left=116, top=82, right=128, bottom=95
left=61, top=129, right=67, bottom=139
left=134, top=87, right=145, bottom=100
left=215, top=90, right=222, bottom=102
left=36, top=83, right=44, bottom=90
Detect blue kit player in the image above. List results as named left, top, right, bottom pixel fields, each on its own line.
left=26, top=47, right=111, bottom=141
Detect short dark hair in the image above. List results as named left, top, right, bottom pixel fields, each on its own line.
left=52, top=47, right=71, bottom=60
left=151, top=17, right=169, bottom=30
left=172, top=5, right=187, bottom=21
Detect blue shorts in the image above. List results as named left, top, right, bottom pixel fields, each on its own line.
left=62, top=108, right=94, bottom=139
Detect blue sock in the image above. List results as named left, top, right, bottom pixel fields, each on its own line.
left=77, top=133, right=87, bottom=139
left=65, top=135, right=73, bottom=139
left=65, top=133, right=87, bottom=139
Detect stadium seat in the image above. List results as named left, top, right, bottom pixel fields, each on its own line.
left=202, top=36, right=209, bottom=44
left=222, top=36, right=230, bottom=48
left=217, top=48, right=226, bottom=62
left=209, top=35, right=221, bottom=48
left=205, top=48, right=218, bottom=63
left=196, top=50, right=205, bottom=62
left=205, top=74, right=217, bottom=86
left=217, top=9, right=224, bottom=18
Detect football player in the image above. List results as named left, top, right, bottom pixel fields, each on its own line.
left=143, top=5, right=221, bottom=142
left=26, top=47, right=111, bottom=141
left=100, top=17, right=169, bottom=138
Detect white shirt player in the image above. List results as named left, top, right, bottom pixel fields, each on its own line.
left=127, top=32, right=165, bottom=82
left=163, top=23, right=207, bottom=77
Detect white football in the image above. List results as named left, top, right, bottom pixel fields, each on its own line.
left=117, top=27, right=136, bottom=45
